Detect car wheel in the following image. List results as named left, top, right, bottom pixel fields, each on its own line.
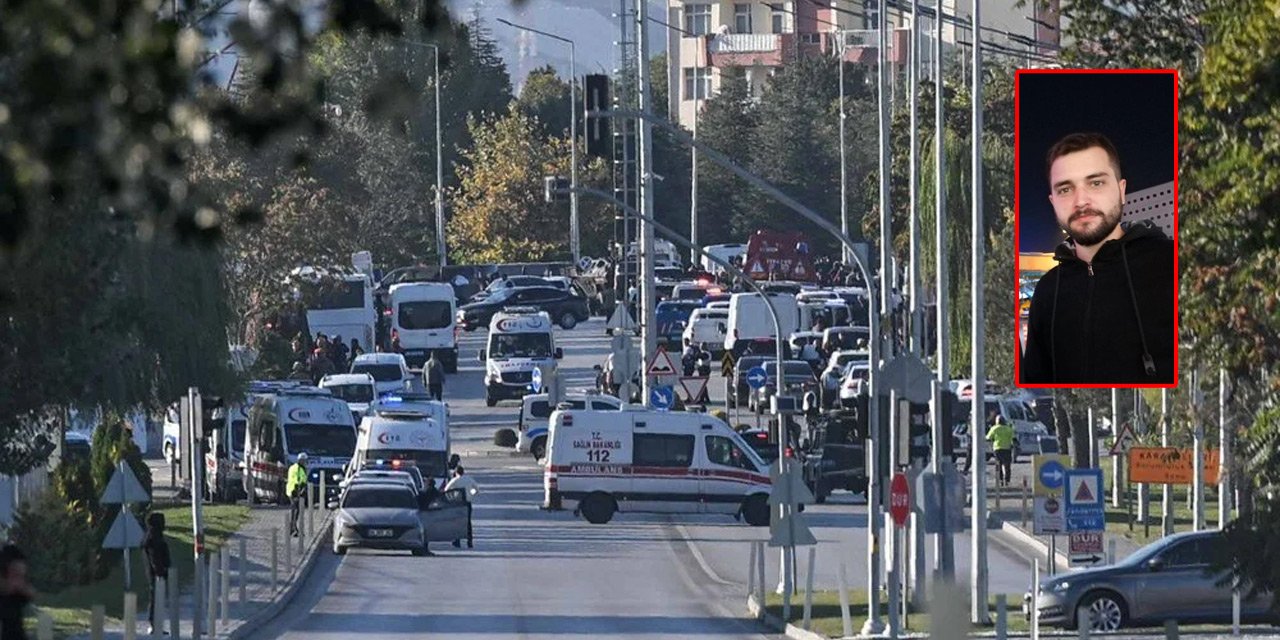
left=741, top=494, right=770, bottom=527
left=1077, top=591, right=1127, bottom=632
left=411, top=546, right=427, bottom=557
left=559, top=312, right=578, bottom=330
left=580, top=492, right=615, bottom=524
left=531, top=436, right=547, bottom=461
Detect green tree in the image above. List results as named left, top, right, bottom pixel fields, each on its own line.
left=517, top=65, right=573, bottom=138
left=693, top=67, right=758, bottom=246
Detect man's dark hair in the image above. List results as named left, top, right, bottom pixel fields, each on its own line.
left=0, top=544, right=26, bottom=577
left=1046, top=132, right=1123, bottom=181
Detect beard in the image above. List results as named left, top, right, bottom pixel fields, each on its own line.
left=1064, top=202, right=1123, bottom=247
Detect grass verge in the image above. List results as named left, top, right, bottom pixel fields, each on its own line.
left=762, top=589, right=1029, bottom=637
left=29, top=504, right=251, bottom=638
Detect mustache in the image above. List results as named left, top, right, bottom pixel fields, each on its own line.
left=1070, top=209, right=1105, bottom=223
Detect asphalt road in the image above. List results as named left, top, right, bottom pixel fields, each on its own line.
left=246, top=319, right=781, bottom=640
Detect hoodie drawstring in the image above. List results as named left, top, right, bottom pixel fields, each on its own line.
left=1121, top=243, right=1158, bottom=377
left=1050, top=270, right=1061, bottom=382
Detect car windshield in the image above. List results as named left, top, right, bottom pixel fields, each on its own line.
left=826, top=329, right=869, bottom=350
left=352, top=364, right=403, bottom=382
left=833, top=353, right=863, bottom=368
left=490, top=333, right=553, bottom=359
left=764, top=362, right=816, bottom=381
left=341, top=487, right=416, bottom=510
left=284, top=423, right=356, bottom=458
left=327, top=384, right=373, bottom=403
left=398, top=300, right=452, bottom=330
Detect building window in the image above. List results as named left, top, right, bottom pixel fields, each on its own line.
left=799, top=32, right=821, bottom=44
left=684, top=3, right=712, bottom=36
left=771, top=5, right=786, bottom=34
left=684, top=67, right=712, bottom=100
left=734, top=3, right=753, bottom=33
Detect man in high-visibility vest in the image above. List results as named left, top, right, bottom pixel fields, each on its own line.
left=286, top=453, right=309, bottom=537
left=986, top=416, right=1016, bottom=487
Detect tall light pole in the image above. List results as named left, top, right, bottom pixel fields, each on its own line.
left=497, top=19, right=581, bottom=264
left=969, top=0, right=990, bottom=625
left=932, top=0, right=952, bottom=581
left=908, top=0, right=921, bottom=356
left=399, top=39, right=447, bottom=266
left=647, top=14, right=702, bottom=266
left=835, top=31, right=851, bottom=266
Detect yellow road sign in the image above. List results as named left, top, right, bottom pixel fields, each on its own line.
left=1129, top=447, right=1220, bottom=485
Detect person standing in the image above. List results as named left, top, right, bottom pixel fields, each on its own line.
left=423, top=352, right=445, bottom=401
left=286, top=453, right=309, bottom=537
left=0, top=545, right=33, bottom=640
left=986, top=415, right=1016, bottom=487
left=142, top=513, right=172, bottom=635
left=444, top=466, right=480, bottom=548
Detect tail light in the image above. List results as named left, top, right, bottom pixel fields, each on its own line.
left=784, top=447, right=794, bottom=458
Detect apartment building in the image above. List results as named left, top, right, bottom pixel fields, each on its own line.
left=665, top=0, right=1063, bottom=128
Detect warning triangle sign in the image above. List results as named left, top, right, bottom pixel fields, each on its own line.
left=646, top=346, right=679, bottom=377
left=749, top=260, right=765, bottom=275
left=1074, top=478, right=1095, bottom=503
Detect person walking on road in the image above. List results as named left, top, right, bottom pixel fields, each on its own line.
left=444, top=466, right=479, bottom=548
left=986, top=415, right=1016, bottom=487
left=142, top=512, right=172, bottom=635
left=0, top=545, right=34, bottom=640
left=423, top=352, right=445, bottom=401
left=962, top=410, right=999, bottom=475
left=287, top=453, right=309, bottom=537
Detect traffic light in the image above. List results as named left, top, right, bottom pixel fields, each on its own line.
left=584, top=74, right=611, bottom=158
left=906, top=400, right=931, bottom=465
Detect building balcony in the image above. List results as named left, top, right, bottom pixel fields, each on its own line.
left=705, top=32, right=795, bottom=67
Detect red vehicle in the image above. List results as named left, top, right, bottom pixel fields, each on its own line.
left=742, top=230, right=817, bottom=282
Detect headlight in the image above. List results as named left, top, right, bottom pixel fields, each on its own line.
left=1051, top=580, right=1070, bottom=592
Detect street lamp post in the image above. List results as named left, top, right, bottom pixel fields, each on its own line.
left=497, top=19, right=580, bottom=264
left=399, top=39, right=446, bottom=266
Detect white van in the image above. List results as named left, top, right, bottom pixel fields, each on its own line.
left=319, top=373, right=376, bottom=425
left=516, top=392, right=623, bottom=460
left=243, top=386, right=358, bottom=505
left=701, top=243, right=747, bottom=274
left=480, top=308, right=563, bottom=407
left=682, top=308, right=728, bottom=354
left=389, top=282, right=458, bottom=372
left=543, top=409, right=773, bottom=525
left=350, top=352, right=414, bottom=396
left=204, top=401, right=249, bottom=503
left=725, top=292, right=798, bottom=356
left=351, top=402, right=451, bottom=485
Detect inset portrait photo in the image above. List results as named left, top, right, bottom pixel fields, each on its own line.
left=1015, top=70, right=1178, bottom=388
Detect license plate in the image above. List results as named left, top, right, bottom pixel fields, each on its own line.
left=367, top=528, right=394, bottom=538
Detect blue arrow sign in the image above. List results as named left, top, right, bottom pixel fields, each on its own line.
left=650, top=385, right=674, bottom=411
left=1039, top=460, right=1066, bottom=491
left=530, top=367, right=543, bottom=393
left=746, top=366, right=769, bottom=390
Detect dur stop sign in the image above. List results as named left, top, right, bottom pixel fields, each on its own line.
left=889, top=472, right=910, bottom=527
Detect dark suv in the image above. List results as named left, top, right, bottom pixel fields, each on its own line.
left=458, top=286, right=591, bottom=330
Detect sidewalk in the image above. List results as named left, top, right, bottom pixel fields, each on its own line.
left=65, top=503, right=331, bottom=640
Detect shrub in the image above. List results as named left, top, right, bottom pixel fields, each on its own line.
left=8, top=490, right=98, bottom=591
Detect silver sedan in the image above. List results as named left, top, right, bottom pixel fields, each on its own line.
left=1027, top=531, right=1276, bottom=631
left=331, top=484, right=429, bottom=556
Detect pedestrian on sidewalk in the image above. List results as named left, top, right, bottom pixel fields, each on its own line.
left=143, top=512, right=172, bottom=635
left=444, top=466, right=479, bottom=548
left=0, top=544, right=34, bottom=640
left=287, top=453, right=309, bottom=537
left=423, top=352, right=445, bottom=401
left=986, top=415, right=1016, bottom=487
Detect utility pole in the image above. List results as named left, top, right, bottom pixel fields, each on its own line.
left=931, top=0, right=953, bottom=583
left=1192, top=369, right=1205, bottom=531
left=969, top=0, right=990, bottom=625
left=908, top=0, right=921, bottom=356
left=635, top=0, right=657, bottom=406
left=1162, top=388, right=1173, bottom=536
left=838, top=34, right=851, bottom=265
left=1137, top=389, right=1150, bottom=523
left=1218, top=368, right=1230, bottom=529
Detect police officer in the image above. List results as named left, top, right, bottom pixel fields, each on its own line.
left=286, top=453, right=308, bottom=537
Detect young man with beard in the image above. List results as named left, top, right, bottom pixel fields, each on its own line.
left=1021, top=132, right=1175, bottom=384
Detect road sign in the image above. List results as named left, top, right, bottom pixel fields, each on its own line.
left=102, top=510, right=145, bottom=549
left=646, top=346, right=679, bottom=377
left=720, top=351, right=736, bottom=377
left=768, top=461, right=816, bottom=506
left=1033, top=454, right=1071, bottom=497
left=530, top=367, right=543, bottom=394
left=679, top=376, right=709, bottom=403
left=745, top=366, right=768, bottom=390
left=876, top=353, right=933, bottom=403
left=1109, top=424, right=1137, bottom=456
left=889, top=472, right=910, bottom=527
left=1069, top=531, right=1105, bottom=567
left=1033, top=495, right=1066, bottom=535
left=1065, top=468, right=1105, bottom=532
left=769, top=512, right=817, bottom=547
left=100, top=464, right=149, bottom=504
left=921, top=470, right=967, bottom=534
left=650, top=385, right=675, bottom=411
left=1129, top=447, right=1220, bottom=485
left=606, top=306, right=637, bottom=332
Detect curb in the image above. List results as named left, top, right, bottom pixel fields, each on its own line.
left=223, top=513, right=333, bottom=640
left=460, top=449, right=527, bottom=458
left=746, top=593, right=829, bottom=640
left=993, top=520, right=1071, bottom=575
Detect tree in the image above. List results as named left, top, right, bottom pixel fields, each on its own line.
left=446, top=107, right=611, bottom=263
left=516, top=65, right=573, bottom=138
left=687, top=67, right=757, bottom=246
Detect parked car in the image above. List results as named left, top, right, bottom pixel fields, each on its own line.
left=457, top=286, right=590, bottom=330
left=1025, top=531, right=1277, bottom=631
left=820, top=350, right=869, bottom=408
left=468, top=275, right=557, bottom=303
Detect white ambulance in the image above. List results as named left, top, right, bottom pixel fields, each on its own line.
left=480, top=308, right=563, bottom=407
left=543, top=409, right=772, bottom=525
left=388, top=282, right=458, bottom=372
left=243, top=386, right=358, bottom=505
left=351, top=397, right=452, bottom=484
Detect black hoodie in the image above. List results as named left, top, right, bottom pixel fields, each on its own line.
left=143, top=512, right=171, bottom=579
left=1021, top=221, right=1176, bottom=384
